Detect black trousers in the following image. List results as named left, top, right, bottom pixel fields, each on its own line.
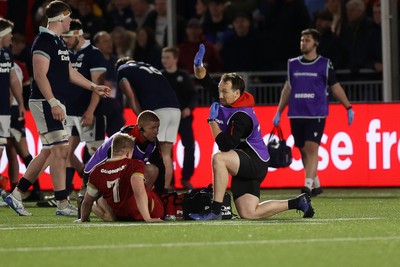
left=178, top=115, right=195, bottom=181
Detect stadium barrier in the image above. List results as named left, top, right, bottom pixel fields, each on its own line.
left=195, top=69, right=383, bottom=106
left=1, top=103, right=399, bottom=190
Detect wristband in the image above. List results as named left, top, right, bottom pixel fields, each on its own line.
left=346, top=105, right=352, bottom=110
left=207, top=118, right=216, bottom=124
left=48, top=98, right=59, bottom=108
left=89, top=82, right=97, bottom=91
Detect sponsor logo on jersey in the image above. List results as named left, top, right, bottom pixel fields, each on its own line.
left=100, top=164, right=126, bottom=174
left=294, top=93, right=315, bottom=99
left=0, top=62, right=12, bottom=73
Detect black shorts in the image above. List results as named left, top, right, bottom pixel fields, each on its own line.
left=231, top=148, right=268, bottom=200
left=290, top=118, right=326, bottom=148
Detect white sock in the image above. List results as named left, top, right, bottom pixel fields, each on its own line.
left=57, top=201, right=69, bottom=209
left=11, top=189, right=22, bottom=201
left=314, top=176, right=321, bottom=188
left=305, top=178, right=313, bottom=189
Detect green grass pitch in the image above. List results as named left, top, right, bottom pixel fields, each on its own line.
left=1, top=188, right=399, bottom=267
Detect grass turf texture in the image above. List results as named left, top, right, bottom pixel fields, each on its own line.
left=1, top=188, right=399, bottom=267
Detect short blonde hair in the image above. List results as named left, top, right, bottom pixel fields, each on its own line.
left=111, top=133, right=135, bottom=154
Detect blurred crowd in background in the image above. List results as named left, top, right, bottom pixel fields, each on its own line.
left=0, top=0, right=394, bottom=84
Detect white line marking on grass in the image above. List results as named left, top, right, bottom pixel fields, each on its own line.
left=0, top=236, right=399, bottom=253
left=0, top=217, right=383, bottom=230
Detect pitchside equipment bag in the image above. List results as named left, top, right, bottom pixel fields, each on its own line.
left=182, top=184, right=237, bottom=220
left=267, top=126, right=293, bottom=168
left=161, top=191, right=184, bottom=220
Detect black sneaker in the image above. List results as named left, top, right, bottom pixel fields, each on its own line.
left=311, top=187, right=323, bottom=197
left=301, top=187, right=311, bottom=197
left=188, top=210, right=222, bottom=220
left=296, top=193, right=315, bottom=218
left=24, top=191, right=44, bottom=202
left=36, top=195, right=57, bottom=207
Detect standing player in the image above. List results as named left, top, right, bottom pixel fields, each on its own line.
left=161, top=46, right=197, bottom=189
left=5, top=0, right=110, bottom=216
left=0, top=18, right=25, bottom=194
left=6, top=61, right=44, bottom=201
left=77, top=133, right=164, bottom=222
left=84, top=110, right=165, bottom=195
left=116, top=57, right=181, bottom=190
left=273, top=28, right=354, bottom=197
left=62, top=19, right=107, bottom=194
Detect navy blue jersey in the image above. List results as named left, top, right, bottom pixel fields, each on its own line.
left=117, top=61, right=180, bottom=110
left=30, top=27, right=70, bottom=102
left=0, top=47, right=14, bottom=115
left=67, top=41, right=107, bottom=116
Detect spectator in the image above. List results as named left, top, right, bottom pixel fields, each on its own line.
left=133, top=27, right=163, bottom=70
left=314, top=10, right=341, bottom=67
left=130, top=0, right=157, bottom=29
left=5, top=1, right=110, bottom=217
left=84, top=110, right=166, bottom=196
left=76, top=0, right=107, bottom=40
left=161, top=47, right=197, bottom=190
left=339, top=0, right=374, bottom=74
left=106, top=0, right=136, bottom=31
left=116, top=57, right=181, bottom=190
left=145, top=0, right=187, bottom=47
left=273, top=29, right=354, bottom=197
left=366, top=0, right=382, bottom=73
left=304, top=0, right=325, bottom=21
left=325, top=0, right=346, bottom=36
left=93, top=31, right=126, bottom=136
left=78, top=133, right=164, bottom=222
left=5, top=58, right=43, bottom=201
left=221, top=0, right=259, bottom=21
left=178, top=18, right=222, bottom=73
left=62, top=19, right=107, bottom=195
left=176, top=0, right=197, bottom=21
left=255, top=0, right=311, bottom=70
left=0, top=18, right=26, bottom=199
left=111, top=26, right=137, bottom=58
left=195, top=0, right=209, bottom=23
left=189, top=44, right=315, bottom=220
left=202, top=0, right=234, bottom=52
left=221, top=12, right=259, bottom=72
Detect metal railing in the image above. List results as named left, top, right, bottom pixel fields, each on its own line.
left=194, top=70, right=383, bottom=106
